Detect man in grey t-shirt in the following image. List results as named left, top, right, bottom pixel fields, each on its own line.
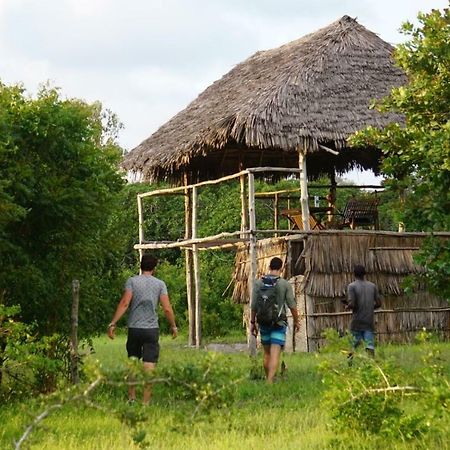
left=344, top=264, right=381, bottom=357
left=108, top=254, right=177, bottom=404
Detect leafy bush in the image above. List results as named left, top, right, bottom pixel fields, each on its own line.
left=0, top=305, right=70, bottom=399
left=320, top=329, right=449, bottom=443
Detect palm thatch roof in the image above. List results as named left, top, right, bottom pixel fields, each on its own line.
left=123, top=15, right=406, bottom=184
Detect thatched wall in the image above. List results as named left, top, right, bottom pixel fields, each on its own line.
left=233, top=231, right=450, bottom=350
left=299, top=233, right=428, bottom=297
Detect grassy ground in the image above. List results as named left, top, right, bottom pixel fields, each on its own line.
left=1, top=332, right=449, bottom=450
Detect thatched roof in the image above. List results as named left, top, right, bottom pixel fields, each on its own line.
left=123, top=15, right=406, bottom=184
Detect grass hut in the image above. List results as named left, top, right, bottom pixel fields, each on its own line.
left=123, top=16, right=422, bottom=348
left=122, top=15, right=406, bottom=186
left=232, top=232, right=450, bottom=352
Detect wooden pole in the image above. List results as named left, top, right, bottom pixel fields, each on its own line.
left=274, top=193, right=279, bottom=236
left=70, top=279, right=80, bottom=384
left=240, top=173, right=248, bottom=238
left=247, top=172, right=257, bottom=356
left=137, top=195, right=144, bottom=263
left=192, top=185, right=201, bottom=349
left=298, top=149, right=310, bottom=231
left=327, top=171, right=337, bottom=223
left=184, top=173, right=195, bottom=346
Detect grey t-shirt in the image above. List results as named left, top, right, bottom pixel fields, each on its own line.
left=125, top=274, right=168, bottom=329
left=347, top=279, right=381, bottom=331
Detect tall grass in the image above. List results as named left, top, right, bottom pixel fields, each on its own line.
left=1, top=334, right=449, bottom=449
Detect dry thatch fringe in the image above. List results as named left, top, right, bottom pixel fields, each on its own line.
left=123, top=15, right=406, bottom=184
left=232, top=238, right=287, bottom=304
left=232, top=232, right=450, bottom=302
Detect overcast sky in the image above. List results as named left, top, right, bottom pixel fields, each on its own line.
left=0, top=0, right=447, bottom=182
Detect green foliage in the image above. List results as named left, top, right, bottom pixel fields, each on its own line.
left=320, top=329, right=449, bottom=443
left=10, top=349, right=243, bottom=448
left=0, top=82, right=125, bottom=337
left=350, top=7, right=450, bottom=296
left=158, top=352, right=241, bottom=414
left=0, top=304, right=69, bottom=399
left=404, top=236, right=450, bottom=300
left=350, top=8, right=449, bottom=232
left=2, top=335, right=450, bottom=449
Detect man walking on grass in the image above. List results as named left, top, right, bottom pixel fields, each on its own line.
left=107, top=254, right=178, bottom=404
left=250, top=257, right=299, bottom=383
left=344, top=264, right=382, bottom=358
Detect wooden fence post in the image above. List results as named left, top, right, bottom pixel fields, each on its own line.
left=70, top=279, right=80, bottom=384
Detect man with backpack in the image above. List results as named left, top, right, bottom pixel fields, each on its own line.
left=250, top=257, right=299, bottom=383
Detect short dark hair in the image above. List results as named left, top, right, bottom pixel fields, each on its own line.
left=141, top=254, right=158, bottom=271
left=354, top=264, right=366, bottom=279
left=269, top=257, right=283, bottom=271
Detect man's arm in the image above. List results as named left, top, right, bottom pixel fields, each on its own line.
left=160, top=294, right=178, bottom=338
left=289, top=307, right=300, bottom=333
left=374, top=286, right=382, bottom=309
left=107, top=289, right=132, bottom=339
left=346, top=284, right=356, bottom=310
left=285, top=282, right=300, bottom=332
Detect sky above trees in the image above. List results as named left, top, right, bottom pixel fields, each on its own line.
left=0, top=0, right=448, bottom=158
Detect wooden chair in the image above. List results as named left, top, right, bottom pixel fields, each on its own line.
left=338, top=198, right=380, bottom=230
left=281, top=208, right=326, bottom=230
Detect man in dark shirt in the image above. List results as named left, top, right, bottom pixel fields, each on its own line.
left=345, top=265, right=381, bottom=357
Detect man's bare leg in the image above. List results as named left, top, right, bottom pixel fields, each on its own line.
left=128, top=384, right=136, bottom=402
left=267, top=344, right=282, bottom=383
left=263, top=345, right=271, bottom=378
left=143, top=362, right=156, bottom=405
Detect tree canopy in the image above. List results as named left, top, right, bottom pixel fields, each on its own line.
left=351, top=7, right=450, bottom=298
left=0, top=83, right=125, bottom=335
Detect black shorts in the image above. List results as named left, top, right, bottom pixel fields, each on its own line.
left=126, top=328, right=160, bottom=363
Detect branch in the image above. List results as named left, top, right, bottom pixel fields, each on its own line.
left=341, top=386, right=421, bottom=407
left=14, top=377, right=103, bottom=450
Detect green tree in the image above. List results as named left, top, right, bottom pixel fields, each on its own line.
left=0, top=83, right=125, bottom=335
left=350, top=7, right=450, bottom=298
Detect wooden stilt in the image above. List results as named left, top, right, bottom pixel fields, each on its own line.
left=137, top=194, right=144, bottom=268
left=247, top=172, right=257, bottom=356
left=274, top=193, right=279, bottom=236
left=192, top=185, right=201, bottom=348
left=184, top=174, right=195, bottom=346
left=298, top=149, right=310, bottom=231
left=240, top=173, right=248, bottom=238
left=328, top=171, right=337, bottom=223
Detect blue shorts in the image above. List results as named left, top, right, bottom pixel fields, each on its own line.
left=260, top=325, right=287, bottom=347
left=351, top=330, right=375, bottom=350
